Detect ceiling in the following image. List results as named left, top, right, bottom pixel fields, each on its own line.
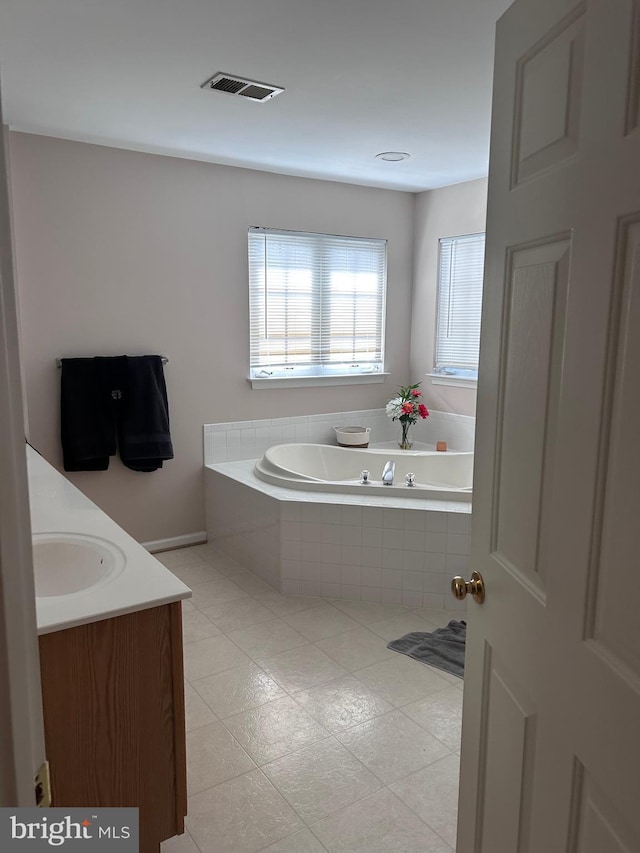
left=0, top=0, right=513, bottom=192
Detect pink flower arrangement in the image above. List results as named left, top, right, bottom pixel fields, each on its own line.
left=386, top=383, right=430, bottom=426
left=386, top=383, right=429, bottom=449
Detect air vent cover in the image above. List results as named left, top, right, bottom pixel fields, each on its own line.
left=201, top=72, right=284, bottom=102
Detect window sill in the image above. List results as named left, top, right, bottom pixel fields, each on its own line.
left=426, top=373, right=478, bottom=389
left=249, top=373, right=389, bottom=390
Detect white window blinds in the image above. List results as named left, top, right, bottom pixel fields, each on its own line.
left=435, top=232, right=486, bottom=377
left=248, top=228, right=387, bottom=379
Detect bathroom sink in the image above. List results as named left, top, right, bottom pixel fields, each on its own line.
left=32, top=533, right=126, bottom=597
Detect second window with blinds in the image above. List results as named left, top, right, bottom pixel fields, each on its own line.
left=433, top=232, right=486, bottom=384
left=248, top=228, right=387, bottom=386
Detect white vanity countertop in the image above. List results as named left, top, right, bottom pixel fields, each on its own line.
left=27, top=445, right=191, bottom=635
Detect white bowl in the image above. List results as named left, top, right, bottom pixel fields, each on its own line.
left=334, top=426, right=371, bottom=448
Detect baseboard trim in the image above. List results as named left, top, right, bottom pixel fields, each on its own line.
left=142, top=532, right=207, bottom=553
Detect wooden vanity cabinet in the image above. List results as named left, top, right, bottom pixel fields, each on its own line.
left=38, top=601, right=187, bottom=853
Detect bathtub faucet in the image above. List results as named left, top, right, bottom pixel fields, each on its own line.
left=381, top=460, right=395, bottom=485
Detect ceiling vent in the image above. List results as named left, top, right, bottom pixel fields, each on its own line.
left=201, top=72, right=284, bottom=103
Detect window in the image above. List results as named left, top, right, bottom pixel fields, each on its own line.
left=434, top=232, right=486, bottom=383
left=248, top=227, right=387, bottom=384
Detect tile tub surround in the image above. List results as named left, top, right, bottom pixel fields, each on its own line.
left=425, top=410, right=475, bottom=453
left=205, top=461, right=470, bottom=611
left=160, top=543, right=463, bottom=853
left=204, top=408, right=475, bottom=464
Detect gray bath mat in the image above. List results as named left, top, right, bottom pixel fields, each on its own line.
left=387, top=620, right=466, bottom=678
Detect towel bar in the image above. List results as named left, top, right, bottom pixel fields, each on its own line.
left=56, top=356, right=169, bottom=368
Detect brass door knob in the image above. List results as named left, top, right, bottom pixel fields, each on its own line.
left=451, top=571, right=485, bottom=604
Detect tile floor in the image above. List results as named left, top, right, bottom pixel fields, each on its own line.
left=159, top=543, right=465, bottom=853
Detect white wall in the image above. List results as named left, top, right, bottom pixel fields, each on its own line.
left=8, top=133, right=415, bottom=542
left=411, top=177, right=488, bottom=417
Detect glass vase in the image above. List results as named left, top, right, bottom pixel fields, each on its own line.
left=398, top=421, right=413, bottom=450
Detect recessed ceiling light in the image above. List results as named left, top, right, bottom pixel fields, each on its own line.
left=376, top=151, right=411, bottom=162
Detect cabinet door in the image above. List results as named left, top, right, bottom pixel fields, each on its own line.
left=39, top=603, right=187, bottom=852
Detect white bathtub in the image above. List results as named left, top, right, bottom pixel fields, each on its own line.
left=254, top=443, right=473, bottom=500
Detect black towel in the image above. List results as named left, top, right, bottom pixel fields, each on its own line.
left=60, top=358, right=116, bottom=471
left=118, top=356, right=174, bottom=472
left=60, top=355, right=173, bottom=472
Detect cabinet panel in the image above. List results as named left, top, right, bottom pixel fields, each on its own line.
left=39, top=602, right=187, bottom=853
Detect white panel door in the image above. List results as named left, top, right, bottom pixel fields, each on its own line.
left=457, top=0, right=640, bottom=850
